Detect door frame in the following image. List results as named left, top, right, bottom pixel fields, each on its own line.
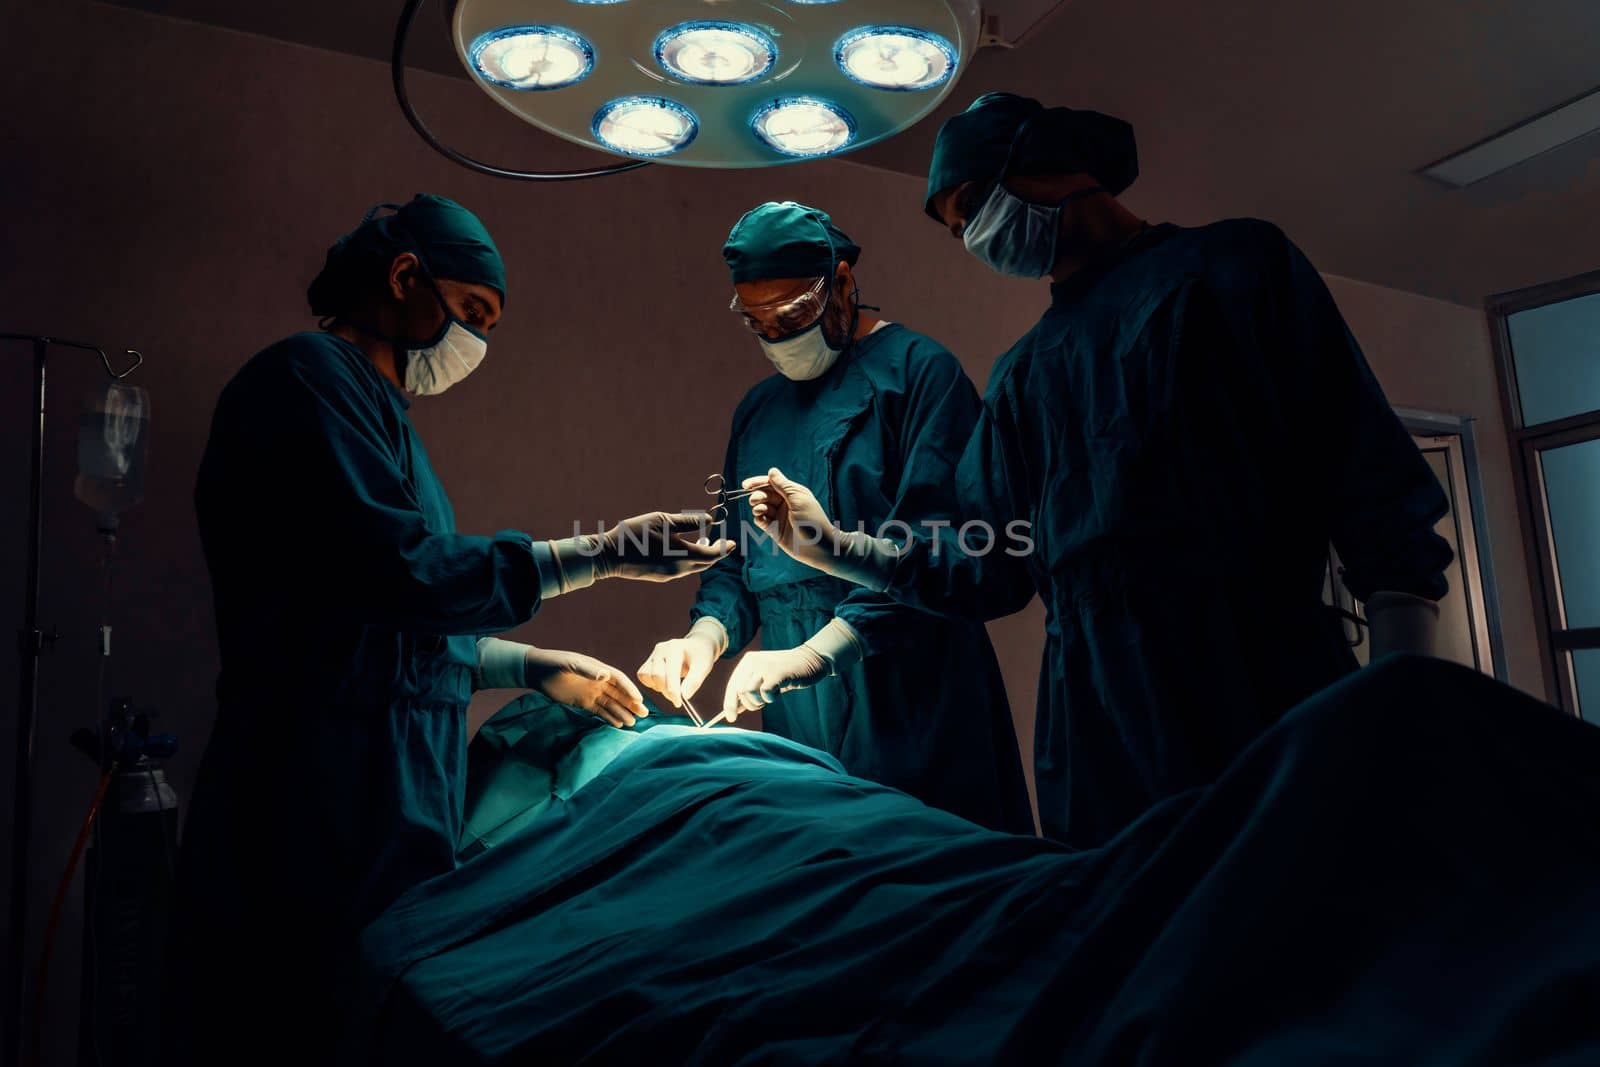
left=1394, top=407, right=1508, bottom=682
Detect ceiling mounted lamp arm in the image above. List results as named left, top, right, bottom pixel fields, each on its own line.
left=391, top=0, right=648, bottom=182
left=978, top=1, right=1074, bottom=51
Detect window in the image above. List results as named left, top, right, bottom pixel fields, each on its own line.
left=1490, top=269, right=1600, bottom=722
left=1539, top=439, right=1600, bottom=629
left=1573, top=650, right=1600, bottom=719
left=1505, top=292, right=1600, bottom=427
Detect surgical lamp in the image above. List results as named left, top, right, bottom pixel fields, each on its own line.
left=395, top=0, right=984, bottom=181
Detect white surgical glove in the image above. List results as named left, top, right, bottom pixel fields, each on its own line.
left=720, top=618, right=864, bottom=722
left=527, top=647, right=650, bottom=729
left=742, top=468, right=898, bottom=592
left=534, top=513, right=735, bottom=598
left=477, top=638, right=648, bottom=727
left=637, top=617, right=728, bottom=710
left=1365, top=591, right=1441, bottom=661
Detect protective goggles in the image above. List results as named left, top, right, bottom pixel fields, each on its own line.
left=729, top=276, right=829, bottom=337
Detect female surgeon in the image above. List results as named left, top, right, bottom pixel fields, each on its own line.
left=166, top=194, right=731, bottom=1064
left=637, top=201, right=1032, bottom=835
left=740, top=95, right=1455, bottom=850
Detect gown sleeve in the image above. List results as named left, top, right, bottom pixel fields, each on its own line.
left=1273, top=235, right=1454, bottom=601
left=270, top=343, right=543, bottom=634
left=834, top=341, right=1028, bottom=651
left=877, top=353, right=1039, bottom=623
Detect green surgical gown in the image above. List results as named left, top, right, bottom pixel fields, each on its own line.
left=167, top=332, right=541, bottom=1063
left=881, top=221, right=1454, bottom=847
left=696, top=324, right=1033, bottom=834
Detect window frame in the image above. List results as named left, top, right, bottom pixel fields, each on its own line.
left=1488, top=268, right=1600, bottom=715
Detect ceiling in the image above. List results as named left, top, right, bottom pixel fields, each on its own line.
left=104, top=0, right=1600, bottom=305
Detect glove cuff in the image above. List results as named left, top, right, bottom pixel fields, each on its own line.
left=828, top=530, right=898, bottom=593
left=687, top=616, right=730, bottom=658
left=475, top=637, right=531, bottom=689
left=536, top=537, right=604, bottom=599
left=802, top=618, right=866, bottom=676
left=1365, top=590, right=1440, bottom=660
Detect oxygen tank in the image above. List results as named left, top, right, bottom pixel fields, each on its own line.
left=74, top=707, right=178, bottom=1067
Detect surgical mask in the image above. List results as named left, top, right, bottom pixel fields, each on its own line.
left=962, top=183, right=1104, bottom=279
left=403, top=286, right=488, bottom=396
left=758, top=318, right=842, bottom=381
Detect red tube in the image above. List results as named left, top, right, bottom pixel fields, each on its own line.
left=29, top=767, right=115, bottom=1067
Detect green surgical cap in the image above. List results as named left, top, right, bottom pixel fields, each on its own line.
left=722, top=201, right=861, bottom=283
left=924, top=92, right=1138, bottom=221
left=307, top=193, right=506, bottom=317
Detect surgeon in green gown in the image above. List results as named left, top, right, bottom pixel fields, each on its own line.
left=167, top=194, right=730, bottom=1064
left=740, top=96, right=1455, bottom=848
left=637, top=201, right=1032, bottom=835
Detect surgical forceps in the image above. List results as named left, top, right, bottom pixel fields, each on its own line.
left=683, top=473, right=761, bottom=730
left=682, top=694, right=737, bottom=731
left=703, top=472, right=764, bottom=526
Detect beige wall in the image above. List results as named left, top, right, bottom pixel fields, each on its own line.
left=0, top=3, right=1542, bottom=1063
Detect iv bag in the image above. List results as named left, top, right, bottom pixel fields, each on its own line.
left=75, top=381, right=151, bottom=530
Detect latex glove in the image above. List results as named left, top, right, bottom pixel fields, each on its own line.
left=524, top=647, right=649, bottom=729
left=741, top=468, right=837, bottom=568
left=1365, top=591, right=1441, bottom=660
left=721, top=645, right=830, bottom=721
left=637, top=618, right=727, bottom=710
left=597, top=512, right=735, bottom=582
left=543, top=513, right=735, bottom=595
left=742, top=469, right=897, bottom=592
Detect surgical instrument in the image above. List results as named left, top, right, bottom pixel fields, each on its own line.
left=704, top=472, right=769, bottom=526
left=697, top=707, right=740, bottom=730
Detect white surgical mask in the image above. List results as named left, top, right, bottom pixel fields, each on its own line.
left=962, top=183, right=1103, bottom=279
left=404, top=290, right=488, bottom=396
left=758, top=319, right=843, bottom=381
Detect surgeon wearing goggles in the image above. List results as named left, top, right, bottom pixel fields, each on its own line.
left=741, top=94, right=1455, bottom=849
left=637, top=201, right=1031, bottom=835
left=167, top=194, right=732, bottom=1065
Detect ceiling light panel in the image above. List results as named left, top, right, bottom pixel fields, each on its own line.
left=1421, top=88, right=1600, bottom=188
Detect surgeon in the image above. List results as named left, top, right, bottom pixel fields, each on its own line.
left=740, top=95, right=1455, bottom=848
left=637, top=201, right=1032, bottom=834
left=167, top=194, right=731, bottom=1064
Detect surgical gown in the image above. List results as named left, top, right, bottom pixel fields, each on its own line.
left=881, top=221, right=1454, bottom=847
left=696, top=324, right=1033, bottom=834
left=167, top=332, right=541, bottom=1062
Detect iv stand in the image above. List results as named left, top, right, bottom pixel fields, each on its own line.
left=0, top=334, right=141, bottom=1067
